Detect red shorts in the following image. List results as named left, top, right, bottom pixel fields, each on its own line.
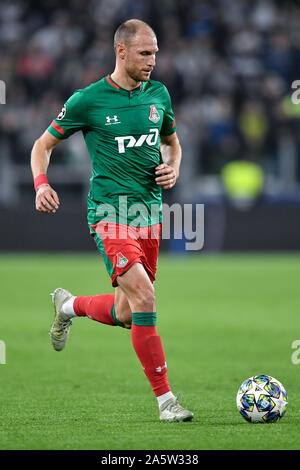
left=90, top=222, right=162, bottom=287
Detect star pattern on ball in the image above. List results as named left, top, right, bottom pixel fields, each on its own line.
left=236, top=375, right=288, bottom=423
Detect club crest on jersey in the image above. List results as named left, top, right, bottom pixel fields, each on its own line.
left=116, top=252, right=128, bottom=268
left=149, top=105, right=160, bottom=123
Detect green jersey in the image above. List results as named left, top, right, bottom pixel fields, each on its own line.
left=47, top=75, right=176, bottom=227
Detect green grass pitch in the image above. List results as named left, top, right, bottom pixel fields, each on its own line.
left=0, top=253, right=300, bottom=450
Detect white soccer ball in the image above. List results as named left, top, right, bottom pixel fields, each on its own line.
left=236, top=375, right=288, bottom=423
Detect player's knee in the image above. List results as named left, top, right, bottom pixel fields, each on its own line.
left=120, top=312, right=132, bottom=329
left=123, top=320, right=132, bottom=329
left=115, top=306, right=132, bottom=329
left=134, top=286, right=156, bottom=312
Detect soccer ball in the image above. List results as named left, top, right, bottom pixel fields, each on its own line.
left=236, top=375, right=288, bottom=423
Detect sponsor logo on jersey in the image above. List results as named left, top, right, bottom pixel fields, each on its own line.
left=115, top=128, right=159, bottom=153
left=57, top=105, right=66, bottom=120
left=116, top=252, right=128, bottom=268
left=105, top=115, right=121, bottom=125
left=149, top=105, right=160, bottom=123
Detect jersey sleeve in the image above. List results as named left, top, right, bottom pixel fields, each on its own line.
left=160, top=85, right=176, bottom=136
left=47, top=90, right=89, bottom=140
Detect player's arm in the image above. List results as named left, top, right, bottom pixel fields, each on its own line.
left=31, top=130, right=60, bottom=213
left=156, top=132, right=182, bottom=190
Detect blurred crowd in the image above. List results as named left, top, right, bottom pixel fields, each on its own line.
left=1, top=0, right=300, bottom=193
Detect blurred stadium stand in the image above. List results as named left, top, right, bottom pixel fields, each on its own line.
left=0, top=0, right=300, bottom=251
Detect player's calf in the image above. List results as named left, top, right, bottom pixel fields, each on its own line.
left=114, top=287, right=132, bottom=328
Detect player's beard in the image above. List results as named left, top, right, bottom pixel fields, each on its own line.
left=126, top=63, right=152, bottom=83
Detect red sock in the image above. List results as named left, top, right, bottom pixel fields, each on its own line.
left=73, top=294, right=116, bottom=326
left=131, top=314, right=171, bottom=397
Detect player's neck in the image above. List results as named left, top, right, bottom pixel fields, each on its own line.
left=110, top=70, right=141, bottom=91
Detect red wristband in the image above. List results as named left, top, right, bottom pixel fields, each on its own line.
left=34, top=174, right=49, bottom=192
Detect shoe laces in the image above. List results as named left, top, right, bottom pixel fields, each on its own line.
left=169, top=396, right=184, bottom=412
left=163, top=396, right=184, bottom=413
left=58, top=317, right=72, bottom=329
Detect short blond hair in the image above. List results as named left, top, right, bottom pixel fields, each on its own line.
left=114, top=19, right=156, bottom=51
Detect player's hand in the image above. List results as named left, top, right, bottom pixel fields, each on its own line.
left=155, top=163, right=178, bottom=190
left=35, top=184, right=60, bottom=214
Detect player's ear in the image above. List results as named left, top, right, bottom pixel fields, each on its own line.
left=116, top=43, right=126, bottom=60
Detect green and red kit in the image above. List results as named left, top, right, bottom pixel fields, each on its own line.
left=47, top=75, right=176, bottom=285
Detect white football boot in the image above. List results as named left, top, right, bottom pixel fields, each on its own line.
left=159, top=396, right=194, bottom=422
left=49, top=288, right=74, bottom=351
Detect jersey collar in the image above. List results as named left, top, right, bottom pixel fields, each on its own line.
left=106, top=75, right=143, bottom=95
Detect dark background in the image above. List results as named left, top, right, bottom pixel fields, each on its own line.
left=1, top=0, right=300, bottom=252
